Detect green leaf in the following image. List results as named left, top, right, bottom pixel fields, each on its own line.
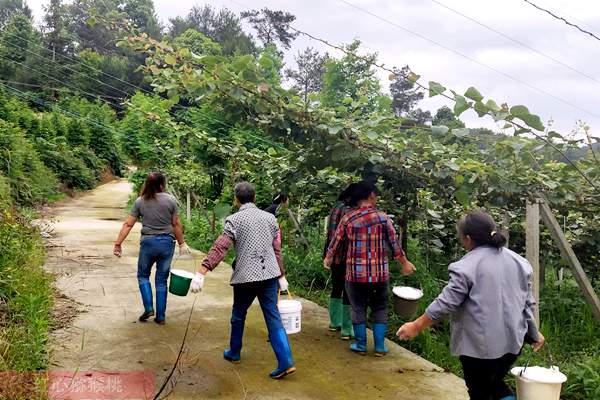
left=86, top=16, right=97, bottom=27
left=214, top=203, right=231, bottom=220
left=431, top=125, right=449, bottom=135
left=521, top=114, right=544, bottom=131
left=452, top=128, right=470, bottom=137
left=365, top=130, right=379, bottom=140
left=548, top=131, right=564, bottom=139
left=485, top=99, right=501, bottom=112
left=328, top=125, right=343, bottom=135
left=427, top=209, right=441, bottom=219
left=464, top=87, right=483, bottom=102
left=453, top=94, right=470, bottom=116
left=473, top=102, right=488, bottom=117
left=267, top=147, right=277, bottom=156
left=454, top=188, right=470, bottom=206
left=429, top=81, right=446, bottom=97
left=165, top=54, right=177, bottom=65
left=509, top=105, right=530, bottom=117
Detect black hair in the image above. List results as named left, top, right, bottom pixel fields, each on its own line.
left=338, top=183, right=358, bottom=203
left=234, top=182, right=256, bottom=204
left=457, top=211, right=507, bottom=249
left=272, top=192, right=288, bottom=204
left=140, top=171, right=166, bottom=200
left=349, top=180, right=377, bottom=207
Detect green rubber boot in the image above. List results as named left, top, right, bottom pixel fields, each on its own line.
left=328, top=297, right=342, bottom=331
left=340, top=304, right=354, bottom=340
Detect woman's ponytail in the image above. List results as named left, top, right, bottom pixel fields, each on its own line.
left=457, top=211, right=507, bottom=249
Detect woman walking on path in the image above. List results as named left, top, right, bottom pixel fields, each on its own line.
left=325, top=180, right=416, bottom=356
left=397, top=211, right=545, bottom=400
left=323, top=184, right=356, bottom=340
left=113, top=172, right=190, bottom=325
left=189, top=182, right=295, bottom=380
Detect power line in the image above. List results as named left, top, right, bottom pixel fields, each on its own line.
left=0, top=54, right=126, bottom=109
left=336, top=0, right=600, bottom=120
left=522, top=0, right=600, bottom=42
left=429, top=0, right=600, bottom=84
left=0, top=80, right=125, bottom=100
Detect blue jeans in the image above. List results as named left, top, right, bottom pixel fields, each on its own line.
left=137, top=234, right=175, bottom=287
left=232, top=278, right=284, bottom=334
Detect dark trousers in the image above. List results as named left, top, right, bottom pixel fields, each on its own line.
left=460, top=353, right=518, bottom=400
left=231, top=278, right=285, bottom=346
left=345, top=281, right=389, bottom=324
left=330, top=263, right=350, bottom=305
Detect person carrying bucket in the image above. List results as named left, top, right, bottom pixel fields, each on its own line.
left=397, top=211, right=546, bottom=400
left=189, top=182, right=295, bottom=379
left=113, top=171, right=190, bottom=325
left=323, top=183, right=356, bottom=340
left=324, top=180, right=416, bottom=356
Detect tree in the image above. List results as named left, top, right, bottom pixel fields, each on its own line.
left=0, top=0, right=30, bottom=30
left=0, top=12, right=44, bottom=86
left=173, top=29, right=221, bottom=56
left=433, top=105, right=465, bottom=129
left=121, top=0, right=161, bottom=39
left=168, top=5, right=255, bottom=56
left=389, top=65, right=432, bottom=124
left=320, top=40, right=383, bottom=114
left=241, top=8, right=298, bottom=50
left=285, top=47, right=328, bottom=102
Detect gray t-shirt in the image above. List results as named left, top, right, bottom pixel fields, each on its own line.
left=130, top=192, right=178, bottom=238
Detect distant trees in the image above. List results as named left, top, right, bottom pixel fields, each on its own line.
left=240, top=8, right=298, bottom=50
left=168, top=5, right=255, bottom=55
left=390, top=65, right=431, bottom=124
left=285, top=47, right=328, bottom=102
left=0, top=0, right=30, bottom=30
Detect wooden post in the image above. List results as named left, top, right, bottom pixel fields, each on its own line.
left=501, top=211, right=511, bottom=247
left=525, top=200, right=540, bottom=326
left=287, top=208, right=309, bottom=249
left=186, top=191, right=191, bottom=222
left=539, top=200, right=600, bottom=324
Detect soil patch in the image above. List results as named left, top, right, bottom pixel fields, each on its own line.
left=51, top=292, right=85, bottom=332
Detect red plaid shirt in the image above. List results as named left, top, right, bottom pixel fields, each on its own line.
left=323, top=201, right=349, bottom=265
left=327, top=205, right=404, bottom=283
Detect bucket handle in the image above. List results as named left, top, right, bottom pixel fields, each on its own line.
left=520, top=339, right=557, bottom=377
left=277, top=289, right=292, bottom=304
left=171, top=254, right=198, bottom=274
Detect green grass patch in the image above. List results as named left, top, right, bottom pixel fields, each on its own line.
left=0, top=209, right=53, bottom=373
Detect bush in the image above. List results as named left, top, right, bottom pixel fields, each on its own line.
left=35, top=138, right=96, bottom=190
left=0, top=120, right=58, bottom=204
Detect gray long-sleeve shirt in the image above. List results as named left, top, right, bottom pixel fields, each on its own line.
left=426, top=246, right=540, bottom=359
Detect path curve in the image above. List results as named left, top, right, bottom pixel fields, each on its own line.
left=46, top=180, right=468, bottom=400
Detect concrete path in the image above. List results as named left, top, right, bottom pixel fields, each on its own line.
left=46, top=180, right=468, bottom=400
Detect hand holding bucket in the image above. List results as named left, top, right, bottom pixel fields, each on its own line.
left=278, top=290, right=302, bottom=335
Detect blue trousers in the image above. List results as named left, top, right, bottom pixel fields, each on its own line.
left=230, top=278, right=285, bottom=352
left=137, top=234, right=175, bottom=286
left=137, top=235, right=175, bottom=319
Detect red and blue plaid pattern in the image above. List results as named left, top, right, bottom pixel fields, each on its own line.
left=327, top=205, right=404, bottom=283
left=323, top=201, right=349, bottom=265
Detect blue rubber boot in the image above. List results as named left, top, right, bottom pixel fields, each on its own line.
left=373, top=323, right=389, bottom=357
left=154, top=285, right=167, bottom=325
left=138, top=282, right=154, bottom=322
left=350, top=323, right=367, bottom=354
left=268, top=328, right=296, bottom=379
left=224, top=318, right=244, bottom=364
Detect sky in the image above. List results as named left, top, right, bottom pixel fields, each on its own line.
left=26, top=0, right=600, bottom=137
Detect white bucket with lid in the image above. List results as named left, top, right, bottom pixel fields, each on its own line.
left=278, top=298, right=302, bottom=334
left=511, top=366, right=567, bottom=400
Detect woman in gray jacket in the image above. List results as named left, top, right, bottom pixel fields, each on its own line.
left=397, top=211, right=545, bottom=400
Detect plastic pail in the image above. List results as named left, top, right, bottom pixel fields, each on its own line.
left=511, top=366, right=567, bottom=400
left=278, top=299, right=302, bottom=334
left=392, top=286, right=423, bottom=317
left=168, top=269, right=195, bottom=296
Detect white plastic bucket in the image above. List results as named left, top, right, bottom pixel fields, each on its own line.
left=511, top=366, right=567, bottom=400
left=278, top=299, right=302, bottom=334
left=392, top=286, right=424, bottom=317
